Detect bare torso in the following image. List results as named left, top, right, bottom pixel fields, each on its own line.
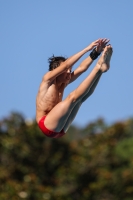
left=36, top=78, right=66, bottom=123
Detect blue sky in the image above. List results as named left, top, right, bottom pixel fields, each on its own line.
left=0, top=0, right=133, bottom=127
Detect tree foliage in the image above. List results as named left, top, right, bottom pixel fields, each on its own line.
left=0, top=112, right=133, bottom=200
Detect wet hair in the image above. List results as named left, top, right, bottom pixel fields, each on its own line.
left=48, top=55, right=67, bottom=71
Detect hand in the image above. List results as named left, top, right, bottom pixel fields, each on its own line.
left=96, top=38, right=110, bottom=53
left=87, top=39, right=101, bottom=51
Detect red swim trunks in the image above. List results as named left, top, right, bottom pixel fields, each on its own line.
left=38, top=116, right=65, bottom=138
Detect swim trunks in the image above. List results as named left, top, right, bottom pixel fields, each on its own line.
left=38, top=116, right=65, bottom=138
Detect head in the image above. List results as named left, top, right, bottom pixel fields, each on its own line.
left=48, top=55, right=67, bottom=71
left=48, top=55, right=72, bottom=84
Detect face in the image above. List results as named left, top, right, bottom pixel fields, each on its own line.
left=57, top=68, right=72, bottom=84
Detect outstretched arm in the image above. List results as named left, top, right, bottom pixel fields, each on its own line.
left=69, top=38, right=109, bottom=83
left=44, top=39, right=101, bottom=82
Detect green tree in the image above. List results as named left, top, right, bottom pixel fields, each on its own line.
left=0, top=112, right=133, bottom=200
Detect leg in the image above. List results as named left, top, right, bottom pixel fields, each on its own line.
left=63, top=73, right=102, bottom=132
left=44, top=68, right=101, bottom=132
left=63, top=101, right=82, bottom=132
left=45, top=45, right=113, bottom=132
left=82, top=73, right=102, bottom=102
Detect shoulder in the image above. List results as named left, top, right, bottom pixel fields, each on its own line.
left=42, top=71, right=52, bottom=82
left=38, top=73, right=53, bottom=93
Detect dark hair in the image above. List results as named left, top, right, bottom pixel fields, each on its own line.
left=48, top=55, right=67, bottom=71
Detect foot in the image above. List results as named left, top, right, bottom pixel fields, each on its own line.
left=97, top=45, right=113, bottom=73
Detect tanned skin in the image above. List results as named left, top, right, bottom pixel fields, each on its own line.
left=36, top=39, right=113, bottom=133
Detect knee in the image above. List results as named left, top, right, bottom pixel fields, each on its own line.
left=67, top=91, right=79, bottom=103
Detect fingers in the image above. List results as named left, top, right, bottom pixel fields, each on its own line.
left=92, top=40, right=101, bottom=47
left=95, top=38, right=102, bottom=42
left=102, top=38, right=110, bottom=45
left=98, top=38, right=110, bottom=50
left=95, top=38, right=110, bottom=47
left=94, top=38, right=102, bottom=45
left=91, top=38, right=110, bottom=51
left=95, top=38, right=110, bottom=43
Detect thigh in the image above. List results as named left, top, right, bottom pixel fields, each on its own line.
left=44, top=94, right=76, bottom=132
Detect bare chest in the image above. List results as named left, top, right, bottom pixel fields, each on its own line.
left=45, top=87, right=61, bottom=104
left=36, top=80, right=67, bottom=122
left=37, top=83, right=64, bottom=113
